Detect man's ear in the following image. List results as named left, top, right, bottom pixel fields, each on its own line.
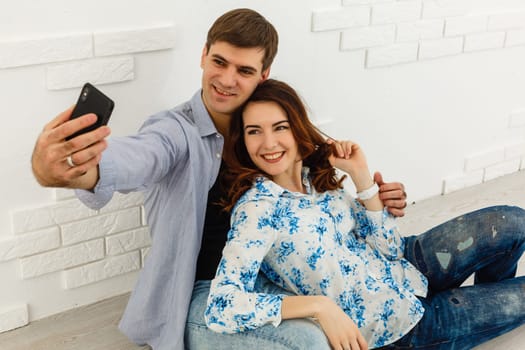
left=200, top=45, right=208, bottom=68
left=260, top=67, right=271, bottom=82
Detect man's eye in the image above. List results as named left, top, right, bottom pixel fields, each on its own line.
left=214, top=59, right=225, bottom=66
left=240, top=69, right=254, bottom=76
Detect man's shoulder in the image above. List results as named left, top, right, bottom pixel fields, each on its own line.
left=145, top=91, right=214, bottom=135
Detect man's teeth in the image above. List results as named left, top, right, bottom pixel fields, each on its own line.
left=264, top=152, right=283, bottom=160
left=216, top=86, right=233, bottom=96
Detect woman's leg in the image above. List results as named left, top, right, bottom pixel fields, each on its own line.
left=185, top=276, right=331, bottom=350
left=394, top=276, right=525, bottom=349
left=404, top=205, right=525, bottom=292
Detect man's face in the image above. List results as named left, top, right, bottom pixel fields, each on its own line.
left=200, top=41, right=269, bottom=122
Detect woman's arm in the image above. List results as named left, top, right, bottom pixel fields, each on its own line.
left=329, top=140, right=405, bottom=259
left=282, top=295, right=368, bottom=350
left=328, top=140, right=382, bottom=212
left=205, top=200, right=285, bottom=333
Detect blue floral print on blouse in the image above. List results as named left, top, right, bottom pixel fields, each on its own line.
left=205, top=168, right=428, bottom=348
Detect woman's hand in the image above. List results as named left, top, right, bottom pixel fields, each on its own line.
left=282, top=295, right=368, bottom=350
left=327, top=140, right=373, bottom=193
left=314, top=296, right=368, bottom=350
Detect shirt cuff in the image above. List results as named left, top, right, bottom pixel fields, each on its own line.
left=75, top=152, right=117, bottom=210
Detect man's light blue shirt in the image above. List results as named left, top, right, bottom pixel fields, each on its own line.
left=76, top=90, right=223, bottom=350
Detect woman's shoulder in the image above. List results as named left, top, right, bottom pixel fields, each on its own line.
left=247, top=177, right=285, bottom=198
left=232, top=177, right=281, bottom=210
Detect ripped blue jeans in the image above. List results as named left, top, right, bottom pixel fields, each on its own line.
left=386, top=205, right=525, bottom=349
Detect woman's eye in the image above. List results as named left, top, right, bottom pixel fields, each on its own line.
left=246, top=129, right=259, bottom=135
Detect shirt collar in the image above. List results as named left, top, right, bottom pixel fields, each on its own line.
left=254, top=167, right=313, bottom=198
left=190, top=89, right=221, bottom=137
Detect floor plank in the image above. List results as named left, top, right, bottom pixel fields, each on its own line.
left=0, top=295, right=149, bottom=350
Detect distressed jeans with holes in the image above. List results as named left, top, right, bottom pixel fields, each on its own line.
left=384, top=205, right=525, bottom=350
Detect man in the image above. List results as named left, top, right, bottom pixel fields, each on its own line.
left=31, top=8, right=407, bottom=350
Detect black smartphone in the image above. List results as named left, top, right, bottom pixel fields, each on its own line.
left=66, top=82, right=115, bottom=140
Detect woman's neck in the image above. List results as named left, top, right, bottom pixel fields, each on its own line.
left=272, top=162, right=306, bottom=194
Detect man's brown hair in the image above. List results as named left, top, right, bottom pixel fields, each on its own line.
left=206, top=8, right=279, bottom=71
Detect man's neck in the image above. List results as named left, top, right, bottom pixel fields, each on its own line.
left=210, top=112, right=231, bottom=137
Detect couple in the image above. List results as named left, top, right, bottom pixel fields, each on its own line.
left=31, top=7, right=525, bottom=350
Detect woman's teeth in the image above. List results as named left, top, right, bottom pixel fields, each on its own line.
left=263, top=152, right=283, bottom=160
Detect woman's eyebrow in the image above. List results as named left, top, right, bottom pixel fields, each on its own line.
left=244, top=119, right=289, bottom=130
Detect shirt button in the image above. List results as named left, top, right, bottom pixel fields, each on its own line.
left=216, top=134, right=222, bottom=138
left=216, top=153, right=221, bottom=158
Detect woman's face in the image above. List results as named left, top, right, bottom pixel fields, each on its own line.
left=242, top=101, right=301, bottom=181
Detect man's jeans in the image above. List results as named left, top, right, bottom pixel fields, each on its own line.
left=185, top=206, right=525, bottom=349
left=185, top=277, right=330, bottom=350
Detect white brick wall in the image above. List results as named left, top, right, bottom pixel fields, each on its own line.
left=366, top=42, right=418, bottom=67
left=312, top=2, right=525, bottom=195
left=47, top=56, right=135, bottom=90
left=0, top=227, right=60, bottom=262
left=0, top=33, right=92, bottom=69
left=371, top=1, right=422, bottom=25
left=311, top=7, right=370, bottom=32
left=0, top=24, right=175, bottom=90
left=0, top=305, right=28, bottom=333
left=418, top=37, right=464, bottom=59
left=340, top=24, right=395, bottom=51
left=510, top=109, right=525, bottom=127
left=422, top=1, right=468, bottom=19
left=484, top=159, right=522, bottom=182
left=442, top=170, right=483, bottom=195
left=64, top=251, right=141, bottom=289
left=444, top=15, right=487, bottom=36
left=9, top=191, right=149, bottom=274
left=94, top=25, right=176, bottom=56
left=464, top=31, right=505, bottom=52
left=488, top=11, right=525, bottom=31
left=442, top=112, right=525, bottom=194
left=396, top=19, right=444, bottom=42
left=506, top=29, right=525, bottom=47
left=311, top=3, right=525, bottom=69
left=2, top=190, right=150, bottom=331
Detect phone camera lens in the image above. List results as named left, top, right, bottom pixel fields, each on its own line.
left=81, top=88, right=89, bottom=102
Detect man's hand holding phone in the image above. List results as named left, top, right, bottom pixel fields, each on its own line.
left=31, top=83, right=114, bottom=190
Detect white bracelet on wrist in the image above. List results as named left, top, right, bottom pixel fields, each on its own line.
left=356, top=183, right=379, bottom=201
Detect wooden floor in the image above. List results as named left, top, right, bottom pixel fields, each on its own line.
left=1, top=171, right=524, bottom=350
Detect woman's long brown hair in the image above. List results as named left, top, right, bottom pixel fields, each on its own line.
left=220, top=79, right=345, bottom=212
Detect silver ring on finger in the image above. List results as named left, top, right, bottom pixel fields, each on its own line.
left=66, top=155, right=77, bottom=167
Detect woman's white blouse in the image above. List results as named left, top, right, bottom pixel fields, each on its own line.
left=205, top=169, right=428, bottom=348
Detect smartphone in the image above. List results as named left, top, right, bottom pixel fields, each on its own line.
left=66, top=82, right=114, bottom=140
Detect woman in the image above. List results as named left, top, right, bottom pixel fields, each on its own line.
left=205, top=79, right=525, bottom=349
